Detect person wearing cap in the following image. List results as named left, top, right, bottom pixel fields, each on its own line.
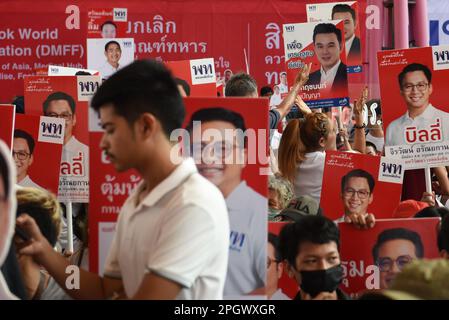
left=335, top=169, right=376, bottom=228
left=372, top=228, right=424, bottom=289
left=392, top=199, right=429, bottom=219
left=268, top=175, right=294, bottom=220
left=272, top=195, right=322, bottom=222
left=278, top=215, right=348, bottom=300
left=360, top=259, right=449, bottom=300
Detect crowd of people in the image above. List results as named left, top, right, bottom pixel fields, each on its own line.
left=1, top=52, right=449, bottom=301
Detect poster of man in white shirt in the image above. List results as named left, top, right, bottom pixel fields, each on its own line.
left=87, top=38, right=134, bottom=80
left=379, top=45, right=449, bottom=169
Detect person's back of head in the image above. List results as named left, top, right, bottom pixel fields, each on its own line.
left=16, top=188, right=61, bottom=247
left=175, top=78, right=191, bottom=97
left=300, top=112, right=331, bottom=152
left=260, top=86, right=273, bottom=97
left=414, top=206, right=443, bottom=219
left=278, top=119, right=306, bottom=182
left=224, top=72, right=258, bottom=97
left=91, top=59, right=185, bottom=138
left=12, top=96, right=25, bottom=114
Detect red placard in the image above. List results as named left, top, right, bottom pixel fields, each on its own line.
left=182, top=97, right=269, bottom=197
left=24, top=75, right=100, bottom=202
left=0, top=105, right=16, bottom=150
left=379, top=46, right=449, bottom=169
left=320, top=151, right=404, bottom=220
left=13, top=114, right=64, bottom=194
left=88, top=132, right=141, bottom=274
left=339, top=218, right=440, bottom=298
left=87, top=8, right=129, bottom=38
left=166, top=58, right=217, bottom=97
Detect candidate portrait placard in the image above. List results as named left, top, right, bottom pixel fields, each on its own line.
left=13, top=114, right=64, bottom=194
left=379, top=46, right=449, bottom=169
left=0, top=105, right=16, bottom=150
left=87, top=38, right=134, bottom=80
left=307, top=1, right=363, bottom=73
left=320, top=151, right=404, bottom=221
left=165, top=58, right=217, bottom=97
left=339, top=218, right=440, bottom=298
left=181, top=97, right=268, bottom=298
left=89, top=132, right=141, bottom=274
left=24, top=75, right=101, bottom=202
left=87, top=8, right=128, bottom=39
left=283, top=20, right=349, bottom=109
left=48, top=65, right=99, bottom=76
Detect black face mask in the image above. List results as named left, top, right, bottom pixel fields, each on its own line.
left=299, top=264, right=344, bottom=298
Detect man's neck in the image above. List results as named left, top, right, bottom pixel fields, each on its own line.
left=220, top=179, right=241, bottom=199
left=110, top=62, right=119, bottom=69
left=408, top=103, right=429, bottom=119
left=322, top=61, right=339, bottom=74
left=64, top=134, right=72, bottom=145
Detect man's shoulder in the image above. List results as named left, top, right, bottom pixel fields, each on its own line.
left=433, top=105, right=449, bottom=117
left=306, top=70, right=321, bottom=84
left=66, top=136, right=88, bottom=152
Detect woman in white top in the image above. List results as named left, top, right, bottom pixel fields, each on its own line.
left=278, top=111, right=335, bottom=204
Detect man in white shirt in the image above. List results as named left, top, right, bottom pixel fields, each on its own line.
left=305, top=23, right=348, bottom=93
left=278, top=72, right=288, bottom=94
left=43, top=91, right=89, bottom=201
left=12, top=129, right=44, bottom=190
left=386, top=63, right=449, bottom=147
left=187, top=107, right=267, bottom=297
left=98, top=40, right=122, bottom=79
left=332, top=4, right=361, bottom=62
left=16, top=60, right=230, bottom=300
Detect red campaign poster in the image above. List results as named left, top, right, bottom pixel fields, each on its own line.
left=379, top=46, right=449, bottom=169
left=165, top=58, right=217, bottom=97
left=89, top=132, right=142, bottom=274
left=283, top=20, right=349, bottom=109
left=320, top=151, right=404, bottom=221
left=339, top=218, right=440, bottom=298
left=87, top=8, right=129, bottom=38
left=306, top=1, right=363, bottom=73
left=268, top=222, right=298, bottom=300
left=0, top=1, right=368, bottom=109
left=24, top=75, right=101, bottom=202
left=0, top=105, right=16, bottom=150
left=13, top=114, right=64, bottom=194
left=182, top=97, right=269, bottom=197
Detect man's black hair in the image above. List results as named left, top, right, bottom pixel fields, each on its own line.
left=101, top=20, right=117, bottom=31
left=268, top=232, right=281, bottom=262
left=260, top=86, right=273, bottom=97
left=341, top=169, right=375, bottom=193
left=313, top=23, right=342, bottom=45
left=175, top=78, right=191, bottom=97
left=104, top=40, right=121, bottom=52
left=43, top=91, right=76, bottom=114
left=186, top=107, right=246, bottom=132
left=0, top=149, right=10, bottom=199
left=414, top=206, right=446, bottom=219
left=279, top=215, right=340, bottom=267
left=13, top=129, right=35, bottom=155
left=365, top=141, right=378, bottom=153
left=12, top=96, right=25, bottom=114
left=91, top=59, right=185, bottom=137
left=75, top=71, right=92, bottom=76
left=332, top=4, right=356, bottom=22
left=398, top=63, right=432, bottom=88
left=372, top=228, right=424, bottom=262
left=225, top=72, right=257, bottom=97
left=438, top=213, right=449, bottom=252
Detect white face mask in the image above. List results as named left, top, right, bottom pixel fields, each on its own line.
left=0, top=140, right=16, bottom=267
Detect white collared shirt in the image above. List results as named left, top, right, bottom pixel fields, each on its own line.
left=98, top=62, right=120, bottom=79
left=18, top=175, right=44, bottom=190
left=320, top=60, right=342, bottom=88
left=385, top=104, right=449, bottom=146
left=103, top=158, right=229, bottom=300
left=345, top=34, right=355, bottom=57
left=224, top=181, right=267, bottom=297
left=278, top=83, right=288, bottom=94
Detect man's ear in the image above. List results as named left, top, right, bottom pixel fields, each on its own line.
left=139, top=113, right=157, bottom=139
left=29, top=154, right=34, bottom=166
left=72, top=113, right=77, bottom=127
left=319, top=137, right=326, bottom=148
left=368, top=193, right=374, bottom=205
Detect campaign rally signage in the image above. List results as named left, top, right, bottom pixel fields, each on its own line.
left=87, top=38, right=135, bottom=80
left=320, top=151, right=404, bottom=220
left=379, top=46, right=449, bottom=169
left=0, top=1, right=369, bottom=108
left=306, top=1, right=363, bottom=73
left=0, top=105, right=16, bottom=150
left=48, top=65, right=99, bottom=76
left=339, top=218, right=440, bottom=298
left=428, top=0, right=449, bottom=46
left=13, top=114, right=64, bottom=194
left=283, top=20, right=349, bottom=109
left=87, top=7, right=129, bottom=38
left=24, top=75, right=100, bottom=202
left=166, top=58, right=217, bottom=97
